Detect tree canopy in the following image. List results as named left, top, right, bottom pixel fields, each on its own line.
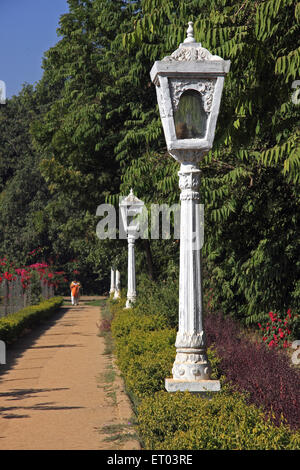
left=0, top=0, right=299, bottom=320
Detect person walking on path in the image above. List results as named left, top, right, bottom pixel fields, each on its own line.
left=70, top=280, right=81, bottom=305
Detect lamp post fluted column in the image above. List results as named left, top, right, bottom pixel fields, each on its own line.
left=165, top=162, right=215, bottom=391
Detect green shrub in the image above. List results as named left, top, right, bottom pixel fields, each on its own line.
left=111, top=308, right=168, bottom=340
left=137, top=391, right=300, bottom=450
left=120, top=342, right=224, bottom=401
left=124, top=348, right=175, bottom=399
left=110, top=300, right=223, bottom=401
left=109, top=293, right=300, bottom=450
left=134, top=276, right=179, bottom=328
left=0, top=296, right=64, bottom=343
left=115, top=328, right=176, bottom=371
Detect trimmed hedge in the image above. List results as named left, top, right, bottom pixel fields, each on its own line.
left=0, top=296, right=64, bottom=343
left=110, top=299, right=176, bottom=399
left=109, top=291, right=300, bottom=450
left=138, top=391, right=300, bottom=450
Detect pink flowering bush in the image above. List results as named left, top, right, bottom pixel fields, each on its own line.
left=0, top=254, right=69, bottom=298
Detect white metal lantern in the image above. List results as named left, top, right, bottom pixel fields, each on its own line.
left=119, top=189, right=145, bottom=237
left=150, top=21, right=230, bottom=163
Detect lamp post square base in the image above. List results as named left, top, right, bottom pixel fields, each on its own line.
left=165, top=378, right=220, bottom=393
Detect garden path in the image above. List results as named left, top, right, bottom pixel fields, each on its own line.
left=0, top=297, right=140, bottom=450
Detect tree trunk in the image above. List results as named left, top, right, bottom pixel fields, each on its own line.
left=143, top=239, right=154, bottom=281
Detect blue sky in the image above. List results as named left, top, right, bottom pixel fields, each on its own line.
left=0, top=0, right=70, bottom=98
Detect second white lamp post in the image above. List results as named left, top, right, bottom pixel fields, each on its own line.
left=120, top=189, right=145, bottom=309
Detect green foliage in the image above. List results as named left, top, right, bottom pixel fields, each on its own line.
left=118, top=0, right=300, bottom=324
left=109, top=277, right=300, bottom=449
left=1, top=0, right=299, bottom=314
left=110, top=299, right=171, bottom=397
left=110, top=306, right=168, bottom=340
left=29, top=269, right=43, bottom=305
left=133, top=273, right=179, bottom=327
left=0, top=85, right=52, bottom=263
left=110, top=295, right=221, bottom=402
left=0, top=296, right=64, bottom=343
left=124, top=348, right=175, bottom=399
left=138, top=391, right=300, bottom=450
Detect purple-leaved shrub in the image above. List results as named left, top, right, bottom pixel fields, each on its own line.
left=205, top=313, right=300, bottom=430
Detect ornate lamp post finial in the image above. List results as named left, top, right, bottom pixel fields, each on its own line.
left=184, top=21, right=196, bottom=44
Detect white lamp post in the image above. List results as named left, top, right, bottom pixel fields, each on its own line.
left=113, top=269, right=121, bottom=299
left=110, top=267, right=116, bottom=295
left=119, top=189, right=145, bottom=309
left=150, top=22, right=230, bottom=393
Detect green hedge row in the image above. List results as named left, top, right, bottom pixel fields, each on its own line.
left=109, top=297, right=300, bottom=450
left=138, top=391, right=300, bottom=450
left=0, top=296, right=64, bottom=343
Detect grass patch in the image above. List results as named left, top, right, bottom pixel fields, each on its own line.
left=102, top=368, right=116, bottom=384
left=107, top=390, right=117, bottom=405
left=101, top=422, right=139, bottom=444
left=84, top=299, right=107, bottom=307
left=97, top=299, right=114, bottom=355
left=96, top=369, right=117, bottom=406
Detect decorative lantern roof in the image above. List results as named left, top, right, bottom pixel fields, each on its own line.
left=119, top=189, right=145, bottom=235
left=150, top=22, right=230, bottom=163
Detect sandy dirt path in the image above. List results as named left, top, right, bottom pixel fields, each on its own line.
left=0, top=297, right=140, bottom=450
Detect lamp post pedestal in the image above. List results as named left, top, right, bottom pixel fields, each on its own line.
left=125, top=234, right=136, bottom=309
left=165, top=162, right=220, bottom=393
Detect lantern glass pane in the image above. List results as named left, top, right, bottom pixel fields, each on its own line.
left=174, top=90, right=207, bottom=139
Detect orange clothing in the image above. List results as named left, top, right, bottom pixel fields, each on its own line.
left=70, top=282, right=80, bottom=297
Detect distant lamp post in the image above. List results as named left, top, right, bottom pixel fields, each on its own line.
left=120, top=189, right=145, bottom=309
left=110, top=267, right=115, bottom=295
left=113, top=269, right=121, bottom=299
left=150, top=22, right=230, bottom=393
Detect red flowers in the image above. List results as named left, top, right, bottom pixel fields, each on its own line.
left=258, top=309, right=298, bottom=349
left=4, top=272, right=13, bottom=281
left=0, top=255, right=68, bottom=291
